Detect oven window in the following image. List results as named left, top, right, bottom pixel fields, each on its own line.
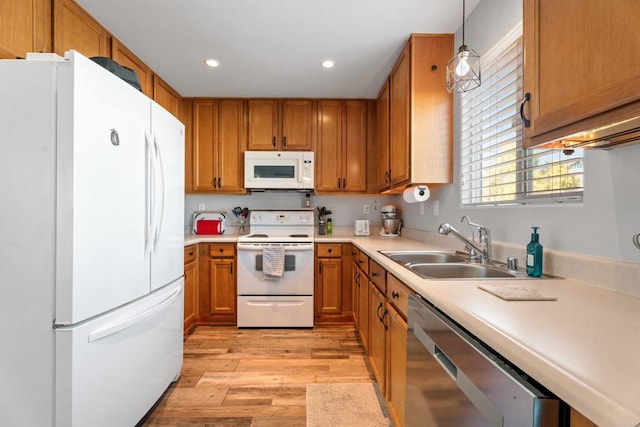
left=254, top=165, right=295, bottom=179
left=255, top=255, right=296, bottom=271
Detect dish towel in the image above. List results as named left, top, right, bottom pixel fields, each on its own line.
left=262, top=246, right=285, bottom=280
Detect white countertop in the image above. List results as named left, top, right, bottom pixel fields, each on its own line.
left=186, top=231, right=640, bottom=426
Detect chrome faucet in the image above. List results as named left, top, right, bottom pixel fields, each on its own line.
left=438, top=216, right=492, bottom=265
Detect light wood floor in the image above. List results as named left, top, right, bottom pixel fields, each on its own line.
left=140, top=326, right=377, bottom=426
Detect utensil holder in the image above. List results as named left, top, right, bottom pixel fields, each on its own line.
left=318, top=220, right=326, bottom=235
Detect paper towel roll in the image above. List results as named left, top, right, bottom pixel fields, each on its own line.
left=403, top=185, right=430, bottom=203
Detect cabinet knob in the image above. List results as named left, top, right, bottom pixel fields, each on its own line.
left=392, top=291, right=399, bottom=299
left=328, top=248, right=332, bottom=253
left=371, top=271, right=377, bottom=277
left=219, top=248, right=224, bottom=253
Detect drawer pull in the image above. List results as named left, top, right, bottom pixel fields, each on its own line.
left=371, top=271, right=377, bottom=277
left=328, top=248, right=332, bottom=253
left=392, top=291, right=399, bottom=299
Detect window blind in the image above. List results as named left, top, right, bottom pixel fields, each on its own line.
left=460, top=34, right=584, bottom=207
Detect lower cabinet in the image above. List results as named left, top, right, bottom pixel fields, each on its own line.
left=314, top=243, right=353, bottom=324
left=369, top=280, right=387, bottom=394
left=183, top=245, right=198, bottom=333
left=197, top=243, right=236, bottom=325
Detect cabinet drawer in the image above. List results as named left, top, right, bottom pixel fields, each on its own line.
left=357, top=252, right=369, bottom=275
left=369, top=260, right=386, bottom=292
left=387, top=274, right=410, bottom=319
left=184, top=245, right=197, bottom=264
left=316, top=243, right=342, bottom=258
left=209, top=243, right=235, bottom=258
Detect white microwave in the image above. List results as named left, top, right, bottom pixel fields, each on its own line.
left=244, top=151, right=315, bottom=190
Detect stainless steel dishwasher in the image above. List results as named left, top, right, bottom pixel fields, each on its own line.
left=405, top=294, right=564, bottom=426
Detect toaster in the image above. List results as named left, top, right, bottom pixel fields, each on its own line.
left=354, top=220, right=370, bottom=236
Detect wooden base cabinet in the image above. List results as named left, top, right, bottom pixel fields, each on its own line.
left=369, top=282, right=387, bottom=395
left=198, top=243, right=236, bottom=325
left=183, top=245, right=198, bottom=333
left=314, top=243, right=353, bottom=324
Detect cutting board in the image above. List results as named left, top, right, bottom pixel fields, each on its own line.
left=478, top=284, right=557, bottom=301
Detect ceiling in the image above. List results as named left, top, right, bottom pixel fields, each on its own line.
left=75, top=0, right=480, bottom=99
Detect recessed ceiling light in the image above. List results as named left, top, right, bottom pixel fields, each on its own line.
left=204, top=59, right=219, bottom=67
left=322, top=60, right=335, bottom=69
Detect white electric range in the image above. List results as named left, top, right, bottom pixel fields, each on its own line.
left=236, top=209, right=315, bottom=327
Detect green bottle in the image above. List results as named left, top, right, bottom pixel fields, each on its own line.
left=326, top=218, right=333, bottom=235
left=526, top=226, right=543, bottom=277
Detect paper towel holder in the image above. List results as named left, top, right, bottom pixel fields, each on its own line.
left=403, top=184, right=431, bottom=203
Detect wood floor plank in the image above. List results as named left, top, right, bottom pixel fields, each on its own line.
left=140, top=326, right=376, bottom=426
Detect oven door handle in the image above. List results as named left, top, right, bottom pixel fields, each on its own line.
left=237, top=243, right=315, bottom=251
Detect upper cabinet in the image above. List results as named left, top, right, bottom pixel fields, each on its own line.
left=523, top=0, right=640, bottom=149
left=192, top=99, right=246, bottom=193
left=316, top=100, right=368, bottom=193
left=154, top=75, right=182, bottom=118
left=0, top=0, right=51, bottom=59
left=111, top=38, right=153, bottom=97
left=380, top=34, right=453, bottom=191
left=376, top=80, right=391, bottom=192
left=53, top=0, right=110, bottom=58
left=248, top=99, right=315, bottom=150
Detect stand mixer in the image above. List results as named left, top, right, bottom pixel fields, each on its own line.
left=380, top=204, right=402, bottom=237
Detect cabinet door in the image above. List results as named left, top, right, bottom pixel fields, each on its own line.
left=316, top=100, right=342, bottom=191
left=523, top=0, right=640, bottom=147
left=153, top=75, right=181, bottom=118
left=376, top=81, right=391, bottom=191
left=248, top=99, right=279, bottom=150
left=192, top=100, right=217, bottom=191
left=184, top=259, right=197, bottom=332
left=53, top=0, right=109, bottom=58
left=209, top=258, right=236, bottom=315
left=111, top=38, right=153, bottom=97
left=369, top=283, right=387, bottom=394
left=387, top=305, right=407, bottom=427
left=343, top=100, right=367, bottom=192
left=217, top=99, right=246, bottom=192
left=0, top=0, right=51, bottom=59
left=281, top=99, right=314, bottom=150
left=358, top=265, right=370, bottom=352
left=389, top=45, right=410, bottom=187
left=315, top=258, right=342, bottom=315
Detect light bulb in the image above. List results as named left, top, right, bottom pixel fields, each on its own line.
left=455, top=51, right=470, bottom=76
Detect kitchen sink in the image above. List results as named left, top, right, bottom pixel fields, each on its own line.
left=408, top=263, right=516, bottom=279
left=378, top=250, right=554, bottom=280
left=380, top=250, right=468, bottom=265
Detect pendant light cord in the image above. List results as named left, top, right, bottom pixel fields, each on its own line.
left=461, top=0, right=466, bottom=46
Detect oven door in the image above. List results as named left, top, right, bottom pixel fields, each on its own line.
left=236, top=242, right=314, bottom=295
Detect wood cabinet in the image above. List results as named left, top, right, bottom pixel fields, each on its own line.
left=352, top=247, right=370, bottom=351
left=111, top=38, right=153, bottom=97
left=0, top=0, right=51, bottom=59
left=523, top=0, right=640, bottom=149
left=53, top=0, right=110, bottom=58
left=183, top=245, right=198, bottom=333
left=153, top=75, right=182, bottom=118
left=198, top=243, right=236, bottom=325
left=570, top=408, right=598, bottom=427
left=376, top=80, right=391, bottom=191
left=382, top=33, right=453, bottom=191
left=315, top=243, right=353, bottom=324
left=369, top=281, right=387, bottom=395
left=247, top=99, right=315, bottom=150
left=192, top=99, right=246, bottom=192
left=316, top=100, right=368, bottom=193
left=385, top=274, right=409, bottom=427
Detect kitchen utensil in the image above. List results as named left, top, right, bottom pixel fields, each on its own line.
left=241, top=207, right=249, bottom=218
left=232, top=206, right=242, bottom=217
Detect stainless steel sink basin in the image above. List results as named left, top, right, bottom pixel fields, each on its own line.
left=408, top=263, right=516, bottom=279
left=380, top=250, right=468, bottom=265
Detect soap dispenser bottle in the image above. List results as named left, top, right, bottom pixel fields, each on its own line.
left=526, top=226, right=543, bottom=277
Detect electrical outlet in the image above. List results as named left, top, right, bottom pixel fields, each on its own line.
left=363, top=204, right=370, bottom=214
left=420, top=202, right=425, bottom=215
left=198, top=204, right=205, bottom=211
left=433, top=200, right=439, bottom=217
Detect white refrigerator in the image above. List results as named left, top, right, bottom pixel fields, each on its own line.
left=0, top=51, right=185, bottom=426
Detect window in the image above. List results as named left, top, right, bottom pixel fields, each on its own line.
left=460, top=26, right=584, bottom=207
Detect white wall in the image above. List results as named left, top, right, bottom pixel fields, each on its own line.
left=400, top=0, right=640, bottom=263
left=185, top=192, right=399, bottom=230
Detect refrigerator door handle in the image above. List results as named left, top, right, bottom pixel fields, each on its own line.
left=144, top=131, right=154, bottom=259
left=152, top=135, right=166, bottom=252
left=87, top=287, right=181, bottom=342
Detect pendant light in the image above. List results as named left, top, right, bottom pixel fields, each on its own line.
left=446, top=0, right=481, bottom=93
